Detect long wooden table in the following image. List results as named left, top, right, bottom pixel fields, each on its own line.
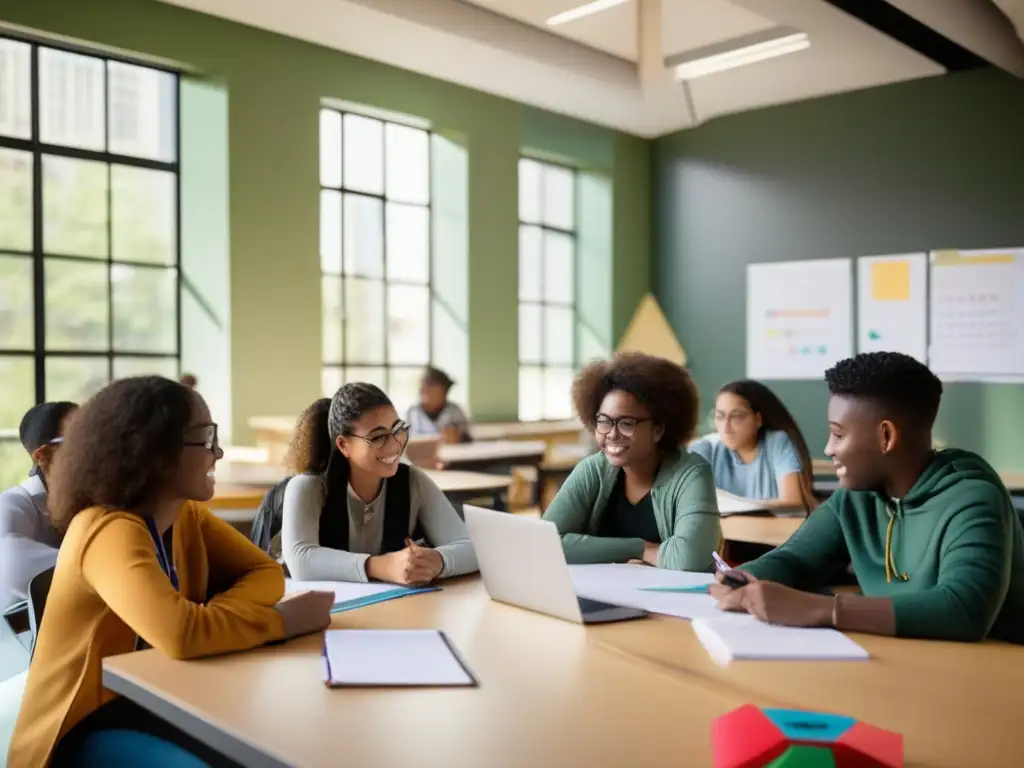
left=103, top=578, right=1022, bottom=768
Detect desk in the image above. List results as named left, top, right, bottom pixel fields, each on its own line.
left=438, top=440, right=547, bottom=472
left=813, top=459, right=1024, bottom=494
left=720, top=516, right=804, bottom=548
left=468, top=419, right=582, bottom=444
left=103, top=578, right=1023, bottom=768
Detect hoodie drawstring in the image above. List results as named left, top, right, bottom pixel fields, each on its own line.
left=884, top=502, right=910, bottom=584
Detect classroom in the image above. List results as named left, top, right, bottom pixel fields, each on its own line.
left=1, top=0, right=1023, bottom=765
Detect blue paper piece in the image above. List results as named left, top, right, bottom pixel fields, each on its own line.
left=330, top=586, right=440, bottom=614
left=639, top=584, right=711, bottom=594
left=763, top=708, right=856, bottom=743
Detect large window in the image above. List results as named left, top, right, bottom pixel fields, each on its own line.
left=319, top=107, right=432, bottom=413
left=518, top=157, right=576, bottom=421
left=0, top=37, right=179, bottom=486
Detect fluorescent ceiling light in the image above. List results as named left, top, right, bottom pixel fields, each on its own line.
left=671, top=29, right=810, bottom=81
left=547, top=0, right=631, bottom=27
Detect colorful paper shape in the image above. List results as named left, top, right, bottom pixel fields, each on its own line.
left=871, top=260, right=911, bottom=302
left=639, top=584, right=710, bottom=594
left=712, top=704, right=903, bottom=768
left=330, top=586, right=439, bottom=614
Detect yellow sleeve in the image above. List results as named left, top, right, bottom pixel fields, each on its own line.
left=194, top=503, right=285, bottom=608
left=81, top=513, right=285, bottom=660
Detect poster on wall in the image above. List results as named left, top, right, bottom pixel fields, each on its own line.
left=746, top=258, right=853, bottom=380
left=857, top=253, right=927, bottom=362
left=928, top=247, right=1024, bottom=379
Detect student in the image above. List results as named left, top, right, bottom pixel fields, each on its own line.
left=0, top=400, right=77, bottom=611
left=7, top=376, right=333, bottom=766
left=406, top=367, right=470, bottom=443
left=710, top=352, right=1024, bottom=644
left=542, top=352, right=721, bottom=571
left=690, top=380, right=816, bottom=511
left=281, top=383, right=478, bottom=585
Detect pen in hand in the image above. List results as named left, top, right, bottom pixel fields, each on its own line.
left=712, top=551, right=749, bottom=589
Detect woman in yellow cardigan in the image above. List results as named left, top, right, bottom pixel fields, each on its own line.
left=8, top=376, right=333, bottom=767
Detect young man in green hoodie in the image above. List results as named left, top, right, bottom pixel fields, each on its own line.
left=710, top=352, right=1024, bottom=643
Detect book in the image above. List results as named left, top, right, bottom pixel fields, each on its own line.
left=323, top=629, right=476, bottom=687
left=692, top=613, right=870, bottom=666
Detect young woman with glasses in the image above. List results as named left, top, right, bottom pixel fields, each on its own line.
left=690, top=380, right=816, bottom=512
left=542, top=353, right=721, bottom=571
left=280, top=383, right=478, bottom=585
left=8, top=376, right=333, bottom=767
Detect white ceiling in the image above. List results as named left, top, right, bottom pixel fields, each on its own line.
left=157, top=0, right=1024, bottom=137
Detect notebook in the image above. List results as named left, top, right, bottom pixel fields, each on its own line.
left=691, top=613, right=870, bottom=666
left=568, top=564, right=718, bottom=620
left=285, top=579, right=439, bottom=614
left=322, top=629, right=476, bottom=687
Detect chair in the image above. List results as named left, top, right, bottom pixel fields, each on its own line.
left=71, top=730, right=212, bottom=767
left=27, top=566, right=55, bottom=660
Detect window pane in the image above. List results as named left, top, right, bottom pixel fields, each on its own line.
left=107, top=61, right=177, bottom=162
left=385, top=123, right=429, bottom=205
left=344, top=366, right=386, bottom=390
left=113, top=356, right=177, bottom=380
left=388, top=367, right=422, bottom=417
left=518, top=225, right=542, bottom=302
left=112, top=264, right=177, bottom=353
left=544, top=305, right=574, bottom=366
left=0, top=440, right=32, bottom=491
left=45, top=258, right=109, bottom=351
left=0, top=356, right=35, bottom=430
left=39, top=48, right=104, bottom=151
left=43, top=155, right=109, bottom=258
left=543, top=367, right=574, bottom=420
left=45, top=355, right=109, bottom=402
left=342, top=114, right=383, bottom=195
left=0, top=148, right=32, bottom=252
left=518, top=158, right=542, bottom=224
left=343, top=194, right=383, bottom=278
left=387, top=284, right=429, bottom=365
left=518, top=366, right=543, bottom=422
left=322, top=366, right=343, bottom=398
left=385, top=203, right=428, bottom=284
left=320, top=190, right=342, bottom=274
left=320, top=109, right=342, bottom=188
left=518, top=303, right=542, bottom=364
left=0, top=39, right=31, bottom=139
left=543, top=230, right=574, bottom=304
left=344, top=278, right=385, bottom=364
left=111, top=165, right=176, bottom=265
left=322, top=275, right=343, bottom=364
left=0, top=254, right=33, bottom=349
left=542, top=164, right=575, bottom=230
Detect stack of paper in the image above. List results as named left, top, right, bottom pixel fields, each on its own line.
left=715, top=490, right=771, bottom=516
left=691, top=613, right=870, bottom=666
left=568, top=564, right=719, bottom=620
left=323, top=629, right=476, bottom=687
left=285, top=579, right=439, bottom=614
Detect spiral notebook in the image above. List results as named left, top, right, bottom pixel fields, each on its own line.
left=323, top=629, right=477, bottom=688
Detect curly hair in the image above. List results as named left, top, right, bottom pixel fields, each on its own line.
left=48, top=376, right=195, bottom=530
left=825, top=352, right=943, bottom=428
left=284, top=398, right=332, bottom=474
left=572, top=352, right=700, bottom=450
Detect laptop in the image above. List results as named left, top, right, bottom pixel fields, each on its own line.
left=463, top=506, right=647, bottom=625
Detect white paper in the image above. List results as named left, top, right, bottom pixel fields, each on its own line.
left=928, top=248, right=1024, bottom=379
left=568, top=564, right=718, bottom=620
left=692, top=613, right=870, bottom=666
left=285, top=579, right=407, bottom=606
left=857, top=253, right=927, bottom=362
left=715, top=490, right=770, bottom=516
left=746, top=259, right=853, bottom=380
left=323, top=630, right=473, bottom=687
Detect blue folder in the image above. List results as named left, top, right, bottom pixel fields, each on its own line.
left=330, top=586, right=441, bottom=614
left=638, top=584, right=711, bottom=594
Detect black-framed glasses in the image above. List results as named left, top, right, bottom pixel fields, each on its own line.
left=183, top=422, right=219, bottom=452
left=347, top=421, right=410, bottom=450
left=594, top=415, right=650, bottom=438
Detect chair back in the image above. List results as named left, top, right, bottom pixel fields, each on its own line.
left=27, top=566, right=55, bottom=659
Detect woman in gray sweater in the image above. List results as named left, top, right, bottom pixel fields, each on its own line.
left=281, top=383, right=477, bottom=585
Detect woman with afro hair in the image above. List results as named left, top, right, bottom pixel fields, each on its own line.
left=542, top=352, right=721, bottom=571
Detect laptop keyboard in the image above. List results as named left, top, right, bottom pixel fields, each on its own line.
left=577, top=597, right=617, bottom=613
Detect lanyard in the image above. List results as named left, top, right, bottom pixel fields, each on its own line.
left=145, top=517, right=179, bottom=592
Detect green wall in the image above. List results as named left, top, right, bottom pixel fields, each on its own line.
left=3, top=0, right=651, bottom=440
left=653, top=67, right=1024, bottom=470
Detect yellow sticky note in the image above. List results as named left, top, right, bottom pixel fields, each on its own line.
left=871, top=260, right=910, bottom=302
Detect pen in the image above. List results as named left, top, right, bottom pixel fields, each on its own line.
left=712, top=551, right=749, bottom=589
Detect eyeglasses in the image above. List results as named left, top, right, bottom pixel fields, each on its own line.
left=714, top=409, right=754, bottom=427
left=594, top=415, right=650, bottom=438
left=183, top=422, right=219, bottom=453
left=347, top=421, right=410, bottom=450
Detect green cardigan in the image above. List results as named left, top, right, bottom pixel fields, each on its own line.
left=542, top=450, right=721, bottom=571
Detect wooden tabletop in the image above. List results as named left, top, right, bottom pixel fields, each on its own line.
left=438, top=439, right=547, bottom=464
left=469, top=419, right=582, bottom=442
left=720, top=515, right=804, bottom=547
left=103, top=578, right=1023, bottom=768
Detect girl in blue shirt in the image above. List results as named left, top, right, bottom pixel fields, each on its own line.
left=690, top=380, right=816, bottom=512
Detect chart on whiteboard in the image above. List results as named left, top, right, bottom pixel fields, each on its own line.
left=929, top=248, right=1024, bottom=378
left=747, top=259, right=853, bottom=380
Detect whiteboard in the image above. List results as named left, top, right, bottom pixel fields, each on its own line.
left=857, top=253, right=927, bottom=362
left=928, top=248, right=1024, bottom=379
left=746, top=259, right=853, bottom=380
